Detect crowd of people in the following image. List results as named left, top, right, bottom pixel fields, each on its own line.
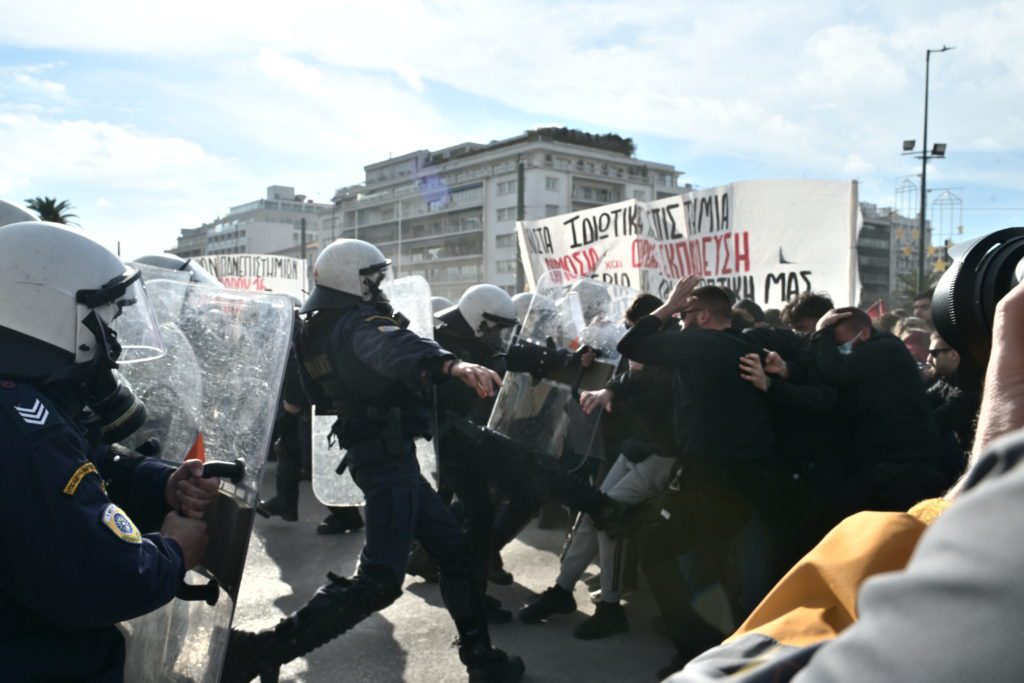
left=3, top=221, right=1010, bottom=683
left=254, top=257, right=982, bottom=680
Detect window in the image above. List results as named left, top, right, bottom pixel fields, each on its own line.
left=545, top=204, right=561, bottom=217
left=633, top=190, right=646, bottom=201
left=496, top=180, right=518, bottom=196
left=496, top=259, right=518, bottom=274
left=496, top=233, right=517, bottom=248
left=545, top=176, right=560, bottom=192
left=496, top=207, right=517, bottom=221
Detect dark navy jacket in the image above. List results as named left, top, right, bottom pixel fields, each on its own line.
left=301, top=303, right=456, bottom=437
left=0, top=380, right=184, bottom=680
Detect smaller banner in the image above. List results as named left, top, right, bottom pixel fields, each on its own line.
left=193, top=254, right=309, bottom=300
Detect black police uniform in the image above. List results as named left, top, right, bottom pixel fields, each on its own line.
left=0, top=381, right=183, bottom=682
left=433, top=310, right=544, bottom=594
left=223, top=299, right=519, bottom=681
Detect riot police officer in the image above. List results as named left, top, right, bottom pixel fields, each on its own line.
left=0, top=222, right=216, bottom=681
left=223, top=239, right=524, bottom=683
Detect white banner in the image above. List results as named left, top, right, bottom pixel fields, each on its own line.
left=193, top=254, right=309, bottom=301
left=517, top=179, right=859, bottom=309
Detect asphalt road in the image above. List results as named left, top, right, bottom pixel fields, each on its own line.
left=234, top=464, right=675, bottom=682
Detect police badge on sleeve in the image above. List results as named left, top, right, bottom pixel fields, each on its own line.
left=101, top=504, right=142, bottom=544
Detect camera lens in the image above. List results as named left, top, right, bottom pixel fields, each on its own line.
left=932, top=227, right=1024, bottom=370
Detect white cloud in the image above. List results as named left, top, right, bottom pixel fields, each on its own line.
left=394, top=63, right=424, bottom=93
left=12, top=72, right=66, bottom=97
left=843, top=153, right=875, bottom=175
left=1, top=0, right=1022, bottom=243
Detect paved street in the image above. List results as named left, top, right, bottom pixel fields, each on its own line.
left=235, top=464, right=674, bottom=682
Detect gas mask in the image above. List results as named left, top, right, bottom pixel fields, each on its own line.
left=76, top=270, right=165, bottom=443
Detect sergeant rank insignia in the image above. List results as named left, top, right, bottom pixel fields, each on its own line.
left=101, top=504, right=142, bottom=544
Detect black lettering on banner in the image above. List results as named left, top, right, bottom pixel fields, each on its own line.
left=763, top=270, right=814, bottom=305
left=600, top=272, right=631, bottom=287
left=683, top=192, right=729, bottom=236
left=524, top=226, right=554, bottom=254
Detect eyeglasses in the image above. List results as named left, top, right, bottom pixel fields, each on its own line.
left=928, top=347, right=954, bottom=358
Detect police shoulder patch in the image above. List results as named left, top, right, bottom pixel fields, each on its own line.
left=64, top=461, right=99, bottom=496
left=101, top=504, right=142, bottom=544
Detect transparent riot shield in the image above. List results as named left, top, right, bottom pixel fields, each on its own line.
left=118, top=279, right=293, bottom=683
left=311, top=275, right=439, bottom=506
left=131, top=261, right=193, bottom=286
left=488, top=271, right=635, bottom=471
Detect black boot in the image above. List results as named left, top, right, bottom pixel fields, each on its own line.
left=260, top=496, right=298, bottom=522
left=573, top=601, right=628, bottom=640
left=482, top=594, right=513, bottom=624
left=459, top=637, right=525, bottom=683
left=406, top=542, right=440, bottom=583
left=222, top=571, right=399, bottom=682
left=517, top=585, right=576, bottom=623
left=317, top=507, right=364, bottom=534
left=487, top=550, right=513, bottom=586
left=220, top=629, right=281, bottom=683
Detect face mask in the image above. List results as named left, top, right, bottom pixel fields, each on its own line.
left=838, top=340, right=855, bottom=356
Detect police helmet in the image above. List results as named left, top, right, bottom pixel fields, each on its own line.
left=302, top=238, right=391, bottom=313
left=0, top=222, right=165, bottom=381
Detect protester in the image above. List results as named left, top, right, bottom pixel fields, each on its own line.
left=517, top=293, right=677, bottom=640
left=780, top=291, right=833, bottom=333
left=913, top=288, right=935, bottom=328
left=616, top=276, right=778, bottom=676
left=668, top=279, right=1024, bottom=683
left=812, top=306, right=946, bottom=525
left=925, top=330, right=980, bottom=482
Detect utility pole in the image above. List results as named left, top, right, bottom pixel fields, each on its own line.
left=515, top=156, right=526, bottom=292
left=912, top=45, right=954, bottom=293
left=397, top=200, right=403, bottom=276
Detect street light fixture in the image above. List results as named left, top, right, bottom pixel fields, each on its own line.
left=902, top=44, right=954, bottom=292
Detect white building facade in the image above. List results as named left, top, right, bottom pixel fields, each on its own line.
left=322, top=128, right=683, bottom=301
left=171, top=185, right=329, bottom=259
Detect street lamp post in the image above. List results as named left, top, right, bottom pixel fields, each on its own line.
left=904, top=45, right=954, bottom=293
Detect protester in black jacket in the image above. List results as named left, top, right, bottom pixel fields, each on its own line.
left=616, top=275, right=779, bottom=676
left=924, top=330, right=980, bottom=483
left=812, top=307, right=945, bottom=525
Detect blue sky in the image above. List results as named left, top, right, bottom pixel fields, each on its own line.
left=1, top=0, right=1021, bottom=257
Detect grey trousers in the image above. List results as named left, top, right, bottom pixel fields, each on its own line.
left=556, top=453, right=676, bottom=603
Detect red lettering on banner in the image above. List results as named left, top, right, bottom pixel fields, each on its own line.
left=543, top=247, right=600, bottom=279
left=735, top=231, right=750, bottom=273
left=715, top=234, right=732, bottom=275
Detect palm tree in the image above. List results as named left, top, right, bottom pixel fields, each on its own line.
left=894, top=268, right=942, bottom=308
left=24, top=196, right=78, bottom=224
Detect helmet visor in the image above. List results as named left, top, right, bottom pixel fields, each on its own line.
left=104, top=273, right=167, bottom=363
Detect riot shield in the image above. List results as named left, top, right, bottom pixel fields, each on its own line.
left=118, top=279, right=293, bottom=683
left=311, top=275, right=439, bottom=506
left=488, top=271, right=634, bottom=471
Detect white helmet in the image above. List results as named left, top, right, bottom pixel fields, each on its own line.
left=431, top=296, right=454, bottom=314
left=511, top=292, right=533, bottom=324
left=133, top=253, right=223, bottom=287
left=0, top=199, right=36, bottom=228
left=302, top=238, right=391, bottom=313
left=455, top=284, right=517, bottom=338
left=0, top=222, right=164, bottom=381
